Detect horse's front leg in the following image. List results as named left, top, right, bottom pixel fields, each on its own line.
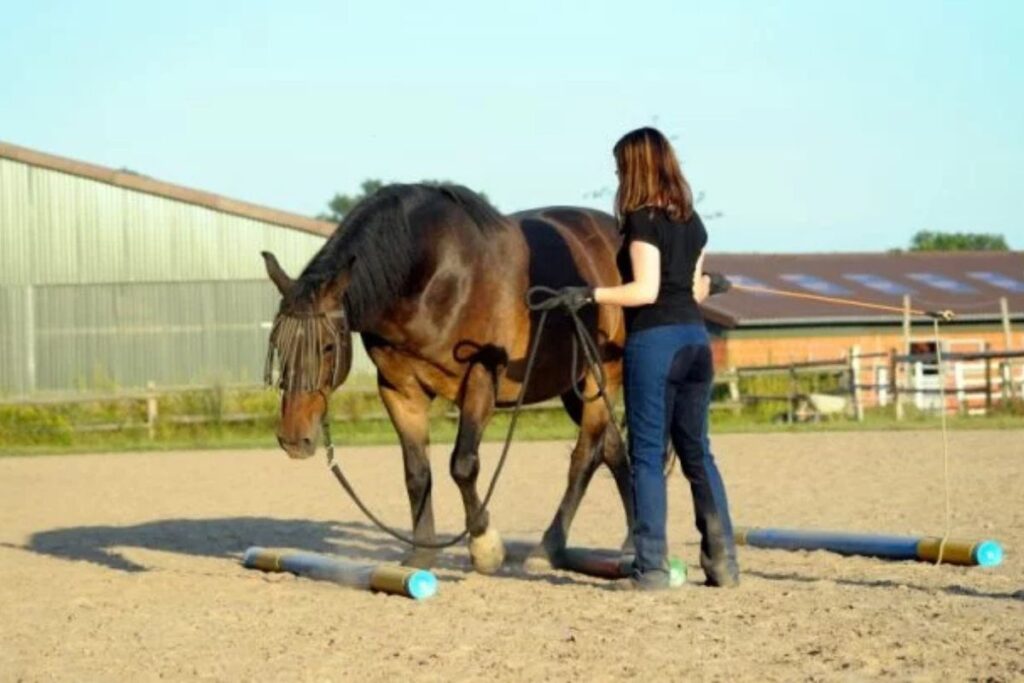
left=378, top=374, right=438, bottom=569
left=451, top=363, right=505, bottom=574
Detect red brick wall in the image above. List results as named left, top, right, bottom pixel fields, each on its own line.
left=714, top=327, right=1022, bottom=370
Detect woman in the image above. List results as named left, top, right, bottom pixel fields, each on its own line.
left=559, top=127, right=739, bottom=589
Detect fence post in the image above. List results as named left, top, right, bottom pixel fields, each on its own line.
left=146, top=381, right=158, bottom=440
left=727, top=368, right=741, bottom=415
left=984, top=346, right=993, bottom=414
left=849, top=345, right=863, bottom=421
left=787, top=364, right=796, bottom=424
left=1000, top=297, right=1015, bottom=401
left=954, top=362, right=966, bottom=414
left=890, top=348, right=902, bottom=421
left=1000, top=362, right=1011, bottom=402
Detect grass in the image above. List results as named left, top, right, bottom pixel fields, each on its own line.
left=3, top=406, right=1022, bottom=458
left=2, top=386, right=1021, bottom=457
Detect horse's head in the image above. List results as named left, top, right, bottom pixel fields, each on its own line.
left=262, top=251, right=353, bottom=459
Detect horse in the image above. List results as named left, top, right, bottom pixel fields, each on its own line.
left=261, top=183, right=633, bottom=573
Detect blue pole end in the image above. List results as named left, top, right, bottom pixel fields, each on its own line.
left=406, top=570, right=438, bottom=600
left=974, top=541, right=1003, bottom=567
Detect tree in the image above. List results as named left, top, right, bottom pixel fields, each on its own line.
left=908, top=231, right=1009, bottom=252
left=319, top=179, right=385, bottom=223
left=320, top=179, right=490, bottom=223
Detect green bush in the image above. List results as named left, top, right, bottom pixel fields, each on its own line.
left=0, top=405, right=74, bottom=446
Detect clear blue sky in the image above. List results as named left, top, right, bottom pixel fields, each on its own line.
left=2, top=0, right=1022, bottom=252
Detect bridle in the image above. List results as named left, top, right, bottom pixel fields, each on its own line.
left=264, top=308, right=350, bottom=394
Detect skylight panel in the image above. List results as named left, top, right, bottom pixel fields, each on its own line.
left=725, top=275, right=776, bottom=296
left=779, top=274, right=852, bottom=296
left=966, top=271, right=1024, bottom=293
left=843, top=273, right=914, bottom=296
left=906, top=272, right=977, bottom=294
left=728, top=275, right=768, bottom=289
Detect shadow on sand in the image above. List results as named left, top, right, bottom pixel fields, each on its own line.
left=11, top=517, right=601, bottom=588
left=744, top=568, right=1023, bottom=603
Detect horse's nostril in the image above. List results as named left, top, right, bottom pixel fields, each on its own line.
left=300, top=437, right=314, bottom=452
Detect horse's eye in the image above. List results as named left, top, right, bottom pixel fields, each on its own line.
left=324, top=344, right=335, bottom=353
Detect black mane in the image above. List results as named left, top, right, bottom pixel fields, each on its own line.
left=295, top=183, right=505, bottom=329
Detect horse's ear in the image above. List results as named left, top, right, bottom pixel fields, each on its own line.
left=262, top=251, right=294, bottom=296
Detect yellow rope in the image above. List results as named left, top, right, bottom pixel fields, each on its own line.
left=730, top=281, right=957, bottom=566
left=933, top=318, right=952, bottom=565
left=732, top=283, right=953, bottom=320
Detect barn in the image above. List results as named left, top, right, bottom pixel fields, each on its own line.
left=0, top=142, right=340, bottom=395
left=702, top=252, right=1024, bottom=410
left=4, top=140, right=1020, bottom=410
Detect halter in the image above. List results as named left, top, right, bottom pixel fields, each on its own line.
left=264, top=309, right=349, bottom=393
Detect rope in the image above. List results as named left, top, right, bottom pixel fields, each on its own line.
left=740, top=280, right=957, bottom=566
left=732, top=284, right=954, bottom=321
left=932, top=318, right=952, bottom=565
left=321, top=287, right=620, bottom=549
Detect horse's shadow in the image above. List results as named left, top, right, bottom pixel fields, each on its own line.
left=20, top=517, right=410, bottom=574
left=15, top=517, right=595, bottom=587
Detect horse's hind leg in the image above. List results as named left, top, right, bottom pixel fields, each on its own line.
left=557, top=385, right=634, bottom=548
left=378, top=374, right=438, bottom=569
left=601, top=419, right=635, bottom=554
left=525, top=385, right=611, bottom=571
left=451, top=363, right=505, bottom=574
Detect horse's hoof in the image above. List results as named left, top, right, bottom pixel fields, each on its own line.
left=401, top=549, right=438, bottom=570
left=522, top=549, right=555, bottom=574
left=468, top=528, right=505, bottom=575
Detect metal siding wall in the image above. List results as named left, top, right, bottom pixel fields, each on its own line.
left=0, top=158, right=324, bottom=286
left=0, top=157, right=376, bottom=394
left=0, top=287, right=30, bottom=394
left=0, top=161, right=32, bottom=284
left=27, top=281, right=373, bottom=391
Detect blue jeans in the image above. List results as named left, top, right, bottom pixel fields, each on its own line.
left=623, top=323, right=739, bottom=584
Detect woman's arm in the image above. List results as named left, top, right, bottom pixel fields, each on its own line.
left=593, top=241, right=660, bottom=307
left=693, top=249, right=711, bottom=303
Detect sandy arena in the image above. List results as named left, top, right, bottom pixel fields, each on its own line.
left=1, top=430, right=1022, bottom=681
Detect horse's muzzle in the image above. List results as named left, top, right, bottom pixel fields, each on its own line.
left=277, top=434, right=317, bottom=459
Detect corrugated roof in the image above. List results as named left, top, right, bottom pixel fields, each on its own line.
left=703, top=252, right=1024, bottom=327
left=0, top=141, right=335, bottom=237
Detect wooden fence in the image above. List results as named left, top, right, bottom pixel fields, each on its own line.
left=720, top=347, right=1024, bottom=422
left=3, top=346, right=1022, bottom=438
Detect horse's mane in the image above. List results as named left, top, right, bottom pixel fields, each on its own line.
left=294, top=183, right=506, bottom=329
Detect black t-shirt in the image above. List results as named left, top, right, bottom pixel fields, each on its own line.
left=616, top=208, right=707, bottom=333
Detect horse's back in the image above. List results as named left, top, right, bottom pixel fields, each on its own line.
left=490, top=206, right=624, bottom=405
left=508, top=207, right=622, bottom=290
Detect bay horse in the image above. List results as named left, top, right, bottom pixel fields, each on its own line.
left=261, top=183, right=632, bottom=573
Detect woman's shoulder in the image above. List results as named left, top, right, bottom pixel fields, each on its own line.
left=623, top=208, right=664, bottom=243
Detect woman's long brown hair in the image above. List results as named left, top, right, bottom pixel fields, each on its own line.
left=613, top=127, right=693, bottom=223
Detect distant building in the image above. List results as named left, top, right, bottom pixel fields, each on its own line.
left=4, top=140, right=1021, bottom=408
left=703, top=252, right=1024, bottom=411
left=0, top=141, right=339, bottom=394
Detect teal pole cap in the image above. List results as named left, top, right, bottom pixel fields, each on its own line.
left=406, top=569, right=439, bottom=599
left=973, top=541, right=1003, bottom=568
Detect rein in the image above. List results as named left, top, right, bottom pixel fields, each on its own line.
left=320, top=286, right=621, bottom=549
